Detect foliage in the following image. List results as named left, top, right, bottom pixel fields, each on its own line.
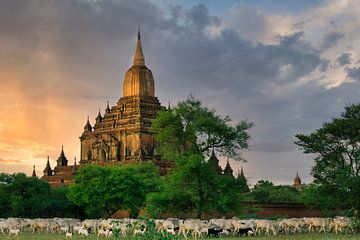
left=68, top=163, right=160, bottom=218
left=254, top=180, right=274, bottom=189
left=0, top=173, right=51, bottom=218
left=151, top=95, right=253, bottom=160
left=299, top=183, right=345, bottom=210
left=147, top=96, right=252, bottom=218
left=246, top=180, right=300, bottom=203
left=0, top=173, right=85, bottom=218
left=49, top=186, right=86, bottom=219
left=295, top=103, right=360, bottom=210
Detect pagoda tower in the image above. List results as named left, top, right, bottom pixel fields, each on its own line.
left=223, top=159, right=234, bottom=177
left=79, top=29, right=163, bottom=164
left=208, top=149, right=223, bottom=174
left=293, top=172, right=303, bottom=191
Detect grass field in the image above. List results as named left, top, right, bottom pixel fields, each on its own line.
left=0, top=232, right=359, bottom=240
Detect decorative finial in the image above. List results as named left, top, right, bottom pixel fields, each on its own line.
left=133, top=27, right=145, bottom=66
left=106, top=101, right=110, bottom=113
left=137, top=25, right=141, bottom=40
left=32, top=165, right=36, bottom=177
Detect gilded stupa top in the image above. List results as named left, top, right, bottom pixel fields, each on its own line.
left=123, top=28, right=155, bottom=97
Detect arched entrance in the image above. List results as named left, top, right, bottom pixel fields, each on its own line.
left=99, top=149, right=106, bottom=163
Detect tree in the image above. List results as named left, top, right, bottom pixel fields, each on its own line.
left=246, top=180, right=299, bottom=203
left=68, top=163, right=160, bottom=218
left=295, top=103, right=360, bottom=211
left=48, top=186, right=86, bottom=219
left=147, top=96, right=253, bottom=218
left=0, top=173, right=51, bottom=218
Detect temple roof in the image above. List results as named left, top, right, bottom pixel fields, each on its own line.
left=208, top=149, right=222, bottom=174
left=238, top=166, right=245, bottom=179
left=223, top=159, right=234, bottom=177
left=83, top=116, right=92, bottom=132
left=123, top=28, right=155, bottom=97
left=32, top=165, right=36, bottom=177
left=294, top=172, right=301, bottom=184
left=133, top=28, right=145, bottom=66
left=43, top=156, right=53, bottom=176
left=56, top=146, right=68, bottom=167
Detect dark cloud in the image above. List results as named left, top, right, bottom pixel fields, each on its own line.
left=346, top=66, right=360, bottom=81
left=321, top=31, right=345, bottom=50
left=318, top=59, right=331, bottom=72
left=337, top=53, right=352, bottom=66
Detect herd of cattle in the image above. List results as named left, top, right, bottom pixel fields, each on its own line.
left=0, top=216, right=356, bottom=238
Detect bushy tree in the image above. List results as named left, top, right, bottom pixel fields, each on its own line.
left=68, top=163, right=160, bottom=218
left=147, top=96, right=253, bottom=218
left=0, top=173, right=51, bottom=218
left=247, top=180, right=300, bottom=203
left=295, top=103, right=360, bottom=211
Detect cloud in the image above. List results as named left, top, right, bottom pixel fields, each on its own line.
left=337, top=53, right=352, bottom=66
left=346, top=66, right=360, bottom=81
left=321, top=32, right=345, bottom=50
left=0, top=157, right=22, bottom=164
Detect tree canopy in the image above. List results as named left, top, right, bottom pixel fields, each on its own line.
left=295, top=103, right=360, bottom=211
left=152, top=96, right=253, bottom=160
left=147, top=96, right=253, bottom=218
left=68, top=163, right=160, bottom=218
left=0, top=173, right=84, bottom=218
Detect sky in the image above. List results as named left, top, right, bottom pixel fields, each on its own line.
left=1, top=0, right=360, bottom=186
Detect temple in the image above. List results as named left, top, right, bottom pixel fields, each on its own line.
left=293, top=172, right=303, bottom=191
left=42, top=29, right=164, bottom=187
left=79, top=29, right=162, bottom=164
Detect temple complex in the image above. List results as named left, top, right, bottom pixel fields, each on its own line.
left=42, top=29, right=164, bottom=187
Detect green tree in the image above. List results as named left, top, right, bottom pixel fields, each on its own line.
left=247, top=180, right=299, bottom=203
left=300, top=183, right=345, bottom=210
left=295, top=103, right=360, bottom=211
left=0, top=173, right=51, bottom=218
left=147, top=96, right=253, bottom=218
left=68, top=163, right=160, bottom=218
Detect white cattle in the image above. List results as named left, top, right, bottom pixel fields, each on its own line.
left=231, top=219, right=256, bottom=234
left=306, top=218, right=330, bottom=233
left=8, top=228, right=20, bottom=237
left=331, top=217, right=352, bottom=234
left=78, top=228, right=89, bottom=236
left=209, top=219, right=232, bottom=232
left=98, top=228, right=108, bottom=237
left=82, top=219, right=98, bottom=233
left=179, top=219, right=207, bottom=238
left=254, top=219, right=277, bottom=236
left=278, top=218, right=302, bottom=234
left=65, top=231, right=72, bottom=238
left=31, top=218, right=50, bottom=233
left=156, top=219, right=177, bottom=233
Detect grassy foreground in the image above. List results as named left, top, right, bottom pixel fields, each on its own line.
left=0, top=232, right=359, bottom=240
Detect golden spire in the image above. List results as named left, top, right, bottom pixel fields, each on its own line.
left=133, top=27, right=145, bottom=66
